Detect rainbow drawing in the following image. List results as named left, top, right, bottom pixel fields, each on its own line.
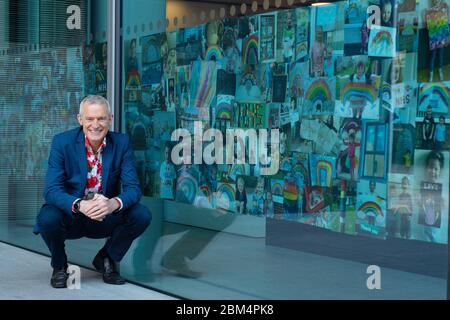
left=310, top=155, right=336, bottom=187
left=176, top=174, right=198, bottom=204
left=341, top=119, right=360, bottom=135
left=371, top=30, right=393, bottom=47
left=240, top=71, right=257, bottom=87
left=271, top=181, right=284, bottom=196
left=316, top=159, right=333, bottom=187
left=305, top=79, right=332, bottom=104
left=382, top=82, right=391, bottom=97
left=216, top=183, right=236, bottom=210
left=381, top=82, right=392, bottom=110
left=368, top=27, right=396, bottom=57
left=243, top=35, right=259, bottom=65
left=216, top=102, right=233, bottom=120
left=126, top=69, right=141, bottom=88
left=357, top=201, right=384, bottom=217
left=419, top=82, right=450, bottom=109
left=205, top=45, right=223, bottom=61
left=199, top=185, right=211, bottom=198
left=341, top=82, right=377, bottom=105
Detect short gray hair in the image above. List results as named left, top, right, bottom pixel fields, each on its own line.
left=79, top=95, right=111, bottom=115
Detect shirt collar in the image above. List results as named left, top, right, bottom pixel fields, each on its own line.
left=84, top=135, right=106, bottom=154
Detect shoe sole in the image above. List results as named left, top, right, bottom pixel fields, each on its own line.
left=51, top=280, right=68, bottom=288
left=103, top=278, right=126, bottom=285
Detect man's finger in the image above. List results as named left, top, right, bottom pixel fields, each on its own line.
left=86, top=205, right=104, bottom=216
left=85, top=205, right=98, bottom=215
left=86, top=199, right=108, bottom=214
left=89, top=205, right=108, bottom=217
left=90, top=209, right=108, bottom=220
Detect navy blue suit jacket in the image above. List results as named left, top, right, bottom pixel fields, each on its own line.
left=33, top=127, right=142, bottom=234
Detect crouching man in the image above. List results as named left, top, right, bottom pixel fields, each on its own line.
left=33, top=95, right=151, bottom=288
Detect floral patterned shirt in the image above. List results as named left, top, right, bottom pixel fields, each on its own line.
left=85, top=135, right=106, bottom=195
left=71, top=136, right=122, bottom=213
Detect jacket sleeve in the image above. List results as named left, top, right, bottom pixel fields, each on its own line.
left=117, top=136, right=142, bottom=210
left=44, top=136, right=78, bottom=216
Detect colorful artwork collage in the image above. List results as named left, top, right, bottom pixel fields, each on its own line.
left=0, top=42, right=104, bottom=179
left=121, top=0, right=450, bottom=244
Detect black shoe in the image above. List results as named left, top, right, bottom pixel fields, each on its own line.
left=92, top=250, right=126, bottom=285
left=51, top=268, right=68, bottom=288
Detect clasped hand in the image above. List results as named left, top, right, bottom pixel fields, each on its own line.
left=79, top=194, right=119, bottom=221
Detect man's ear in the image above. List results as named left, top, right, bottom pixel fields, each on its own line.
left=77, top=114, right=83, bottom=126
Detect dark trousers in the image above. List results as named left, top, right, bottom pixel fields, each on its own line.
left=36, top=203, right=151, bottom=269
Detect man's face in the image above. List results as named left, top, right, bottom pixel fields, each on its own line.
left=77, top=103, right=112, bottom=146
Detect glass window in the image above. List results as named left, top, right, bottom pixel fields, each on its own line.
left=0, top=0, right=109, bottom=260
left=119, top=0, right=449, bottom=299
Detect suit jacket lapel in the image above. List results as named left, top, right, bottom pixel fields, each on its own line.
left=76, top=129, right=88, bottom=193
left=101, top=134, right=113, bottom=195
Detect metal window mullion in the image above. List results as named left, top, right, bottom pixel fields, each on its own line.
left=107, top=0, right=120, bottom=132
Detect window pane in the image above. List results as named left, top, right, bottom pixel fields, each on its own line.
left=366, top=125, right=375, bottom=152
left=376, top=125, right=386, bottom=152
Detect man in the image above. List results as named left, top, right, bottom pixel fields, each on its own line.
left=33, top=95, right=151, bottom=288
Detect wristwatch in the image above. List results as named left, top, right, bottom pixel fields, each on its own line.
left=74, top=199, right=82, bottom=214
